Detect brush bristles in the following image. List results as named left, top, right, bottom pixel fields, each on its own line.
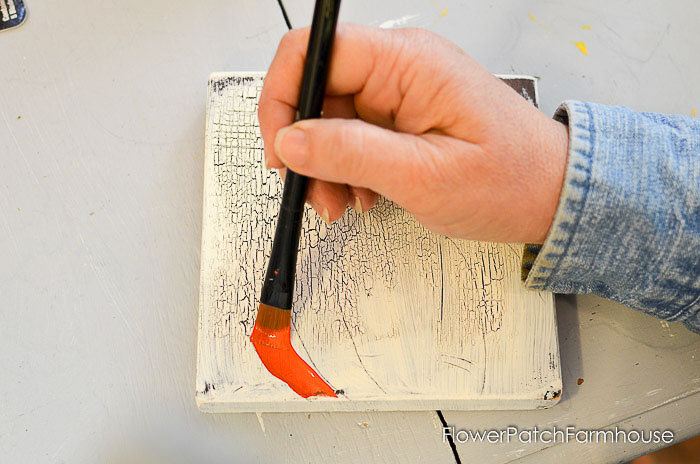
left=255, top=303, right=291, bottom=330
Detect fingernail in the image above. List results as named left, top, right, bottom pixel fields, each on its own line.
left=353, top=196, right=363, bottom=214
left=275, top=126, right=308, bottom=166
left=321, top=207, right=331, bottom=225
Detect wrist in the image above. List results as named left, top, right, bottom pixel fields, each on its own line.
left=530, top=118, right=569, bottom=244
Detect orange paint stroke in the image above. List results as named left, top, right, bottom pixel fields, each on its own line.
left=250, top=304, right=337, bottom=398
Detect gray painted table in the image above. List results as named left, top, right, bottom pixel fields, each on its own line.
left=1, top=1, right=697, bottom=462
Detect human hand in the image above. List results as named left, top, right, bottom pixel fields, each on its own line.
left=258, top=24, right=569, bottom=244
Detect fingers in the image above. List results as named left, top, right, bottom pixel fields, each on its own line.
left=269, top=93, right=362, bottom=222
left=266, top=95, right=357, bottom=170
left=276, top=167, right=351, bottom=224
left=323, top=95, right=358, bottom=119
left=347, top=186, right=379, bottom=214
left=259, top=24, right=477, bottom=225
left=273, top=118, right=453, bottom=210
left=306, top=178, right=351, bottom=223
left=259, top=24, right=394, bottom=169
left=272, top=96, right=371, bottom=222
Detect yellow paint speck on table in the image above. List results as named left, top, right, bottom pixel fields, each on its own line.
left=440, top=7, right=448, bottom=17
left=574, top=41, right=588, bottom=55
left=527, top=13, right=552, bottom=33
left=581, top=25, right=591, bottom=30
left=692, top=108, right=697, bottom=117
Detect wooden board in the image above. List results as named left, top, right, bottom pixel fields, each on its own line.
left=196, top=72, right=561, bottom=412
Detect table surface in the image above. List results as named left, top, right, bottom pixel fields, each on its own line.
left=1, top=1, right=698, bottom=462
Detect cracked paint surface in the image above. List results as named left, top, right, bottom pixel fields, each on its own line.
left=196, top=73, right=560, bottom=411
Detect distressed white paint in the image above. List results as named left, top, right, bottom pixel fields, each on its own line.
left=196, top=72, right=561, bottom=412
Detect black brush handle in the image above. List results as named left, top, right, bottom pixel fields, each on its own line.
left=260, top=0, right=341, bottom=309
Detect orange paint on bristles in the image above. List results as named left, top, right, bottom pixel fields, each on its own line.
left=250, top=303, right=337, bottom=398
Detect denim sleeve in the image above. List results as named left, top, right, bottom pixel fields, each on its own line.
left=521, top=101, right=700, bottom=333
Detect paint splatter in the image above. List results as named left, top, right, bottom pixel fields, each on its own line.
left=378, top=14, right=419, bottom=29
left=433, top=7, right=448, bottom=24
left=581, top=25, right=591, bottom=30
left=530, top=14, right=589, bottom=54
left=527, top=13, right=552, bottom=33
left=574, top=41, right=588, bottom=55
left=256, top=412, right=266, bottom=433
left=692, top=108, right=697, bottom=117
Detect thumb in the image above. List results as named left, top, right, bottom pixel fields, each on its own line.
left=274, top=118, right=439, bottom=201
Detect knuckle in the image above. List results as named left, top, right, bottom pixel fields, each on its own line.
left=257, top=92, right=269, bottom=117
left=280, top=28, right=307, bottom=50
left=406, top=141, right=458, bottom=197
left=344, top=121, right=372, bottom=178
left=399, top=27, right=430, bottom=40
left=278, top=30, right=295, bottom=48
left=318, top=120, right=371, bottom=182
left=397, top=27, right=440, bottom=50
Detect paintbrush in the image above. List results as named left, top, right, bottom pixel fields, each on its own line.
left=250, top=0, right=341, bottom=398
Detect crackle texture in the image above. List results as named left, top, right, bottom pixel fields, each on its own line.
left=196, top=73, right=561, bottom=412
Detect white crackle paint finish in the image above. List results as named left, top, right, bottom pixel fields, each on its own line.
left=196, top=72, right=561, bottom=412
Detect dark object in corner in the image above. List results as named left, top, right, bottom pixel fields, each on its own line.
left=0, top=0, right=26, bottom=32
